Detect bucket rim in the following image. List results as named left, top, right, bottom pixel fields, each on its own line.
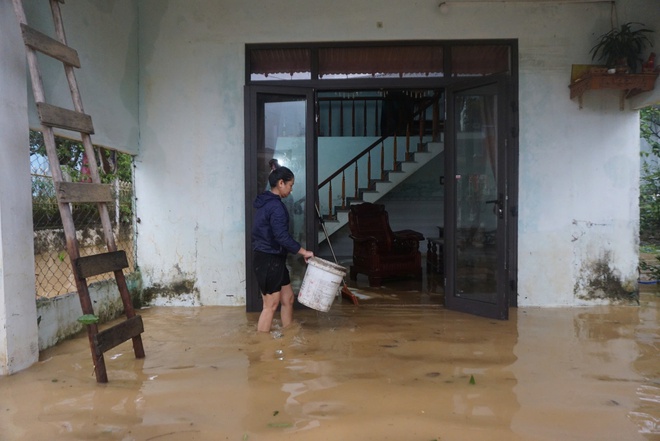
left=307, top=256, right=347, bottom=275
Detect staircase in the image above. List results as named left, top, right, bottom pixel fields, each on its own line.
left=318, top=139, right=444, bottom=243
left=315, top=90, right=445, bottom=243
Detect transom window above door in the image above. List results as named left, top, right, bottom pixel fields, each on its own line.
left=246, top=41, right=512, bottom=82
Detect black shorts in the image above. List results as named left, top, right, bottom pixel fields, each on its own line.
left=253, top=251, right=291, bottom=295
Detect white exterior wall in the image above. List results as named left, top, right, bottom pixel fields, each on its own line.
left=0, top=0, right=39, bottom=374
left=136, top=0, right=656, bottom=306
left=22, top=0, right=140, bottom=153
left=0, top=0, right=139, bottom=372
left=2, top=1, right=658, bottom=373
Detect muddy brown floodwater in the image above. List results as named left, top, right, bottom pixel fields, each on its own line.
left=1, top=290, right=659, bottom=441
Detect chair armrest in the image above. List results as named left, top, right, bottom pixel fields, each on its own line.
left=393, top=229, right=424, bottom=241
left=349, top=234, right=378, bottom=243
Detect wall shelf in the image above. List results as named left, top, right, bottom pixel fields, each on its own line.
left=569, top=70, right=658, bottom=110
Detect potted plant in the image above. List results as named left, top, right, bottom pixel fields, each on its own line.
left=590, top=22, right=654, bottom=73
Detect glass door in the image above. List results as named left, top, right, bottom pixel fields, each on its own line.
left=444, top=77, right=510, bottom=319
left=245, top=86, right=315, bottom=313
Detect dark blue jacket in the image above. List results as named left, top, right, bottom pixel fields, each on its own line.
left=252, top=191, right=301, bottom=256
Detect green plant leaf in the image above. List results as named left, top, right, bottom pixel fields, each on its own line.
left=77, top=314, right=99, bottom=325
left=590, top=22, right=654, bottom=71
left=469, top=375, right=476, bottom=385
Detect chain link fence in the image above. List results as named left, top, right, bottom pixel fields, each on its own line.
left=30, top=131, right=136, bottom=299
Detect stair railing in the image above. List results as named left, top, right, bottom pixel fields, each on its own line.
left=317, top=91, right=442, bottom=219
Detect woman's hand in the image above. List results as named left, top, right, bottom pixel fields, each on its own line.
left=299, top=248, right=314, bottom=263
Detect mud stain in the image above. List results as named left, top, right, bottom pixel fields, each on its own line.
left=0, top=292, right=658, bottom=440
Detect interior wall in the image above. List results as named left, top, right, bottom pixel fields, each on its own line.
left=134, top=0, right=651, bottom=306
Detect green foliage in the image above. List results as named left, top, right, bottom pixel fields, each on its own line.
left=640, top=106, right=660, bottom=242
left=640, top=106, right=660, bottom=281
left=590, top=22, right=654, bottom=72
left=30, top=130, right=85, bottom=170
left=30, top=130, right=135, bottom=229
left=640, top=256, right=660, bottom=281
left=641, top=106, right=660, bottom=157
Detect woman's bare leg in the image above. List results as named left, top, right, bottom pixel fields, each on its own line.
left=279, top=284, right=295, bottom=327
left=257, top=291, right=281, bottom=332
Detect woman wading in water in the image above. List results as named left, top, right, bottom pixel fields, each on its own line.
left=251, top=166, right=313, bottom=332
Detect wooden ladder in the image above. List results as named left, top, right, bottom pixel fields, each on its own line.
left=12, top=0, right=145, bottom=383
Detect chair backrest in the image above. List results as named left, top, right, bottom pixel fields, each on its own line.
left=348, top=203, right=394, bottom=252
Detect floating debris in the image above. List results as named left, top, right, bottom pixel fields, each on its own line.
left=76, top=314, right=99, bottom=325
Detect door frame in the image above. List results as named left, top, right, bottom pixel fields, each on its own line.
left=244, top=85, right=316, bottom=313
left=444, top=74, right=517, bottom=319
left=244, top=78, right=519, bottom=319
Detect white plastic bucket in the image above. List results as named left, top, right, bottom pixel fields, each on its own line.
left=298, top=257, right=347, bottom=312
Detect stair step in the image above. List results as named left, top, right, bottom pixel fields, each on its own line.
left=320, top=140, right=444, bottom=238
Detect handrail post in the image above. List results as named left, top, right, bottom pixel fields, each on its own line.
left=418, top=114, right=424, bottom=152
left=375, top=100, right=379, bottom=135
left=341, top=171, right=346, bottom=210
left=406, top=124, right=411, bottom=161
left=328, top=100, right=332, bottom=136
left=351, top=100, right=355, bottom=137
left=328, top=182, right=333, bottom=218
left=354, top=162, right=359, bottom=198
left=340, top=99, right=344, bottom=136
left=363, top=99, right=367, bottom=136
left=393, top=134, right=398, bottom=170
left=380, top=142, right=385, bottom=180
left=432, top=98, right=439, bottom=142
left=368, top=151, right=372, bottom=185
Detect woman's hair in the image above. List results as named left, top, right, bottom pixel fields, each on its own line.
left=268, top=166, right=294, bottom=188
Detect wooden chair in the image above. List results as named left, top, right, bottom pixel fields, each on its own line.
left=348, top=202, right=424, bottom=287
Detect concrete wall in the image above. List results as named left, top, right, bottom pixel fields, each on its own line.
left=2, top=1, right=657, bottom=376
left=135, top=0, right=655, bottom=306
left=0, top=0, right=39, bottom=374
left=22, top=0, right=139, bottom=153
left=0, top=0, right=140, bottom=374
left=36, top=273, right=142, bottom=350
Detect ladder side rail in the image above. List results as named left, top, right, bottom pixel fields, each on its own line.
left=12, top=0, right=109, bottom=383
left=114, top=270, right=146, bottom=358
left=49, top=0, right=143, bottom=360
left=49, top=1, right=144, bottom=362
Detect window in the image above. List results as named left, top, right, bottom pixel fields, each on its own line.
left=247, top=41, right=512, bottom=82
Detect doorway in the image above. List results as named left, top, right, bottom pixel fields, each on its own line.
left=244, top=41, right=518, bottom=319
left=445, top=76, right=514, bottom=319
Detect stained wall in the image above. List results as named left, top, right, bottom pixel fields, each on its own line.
left=2, top=1, right=659, bottom=376
left=135, top=0, right=657, bottom=306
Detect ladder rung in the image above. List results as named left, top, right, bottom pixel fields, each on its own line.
left=20, top=23, right=80, bottom=68
left=75, top=251, right=129, bottom=279
left=37, top=102, right=94, bottom=134
left=94, top=315, right=144, bottom=355
left=55, top=181, right=113, bottom=203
